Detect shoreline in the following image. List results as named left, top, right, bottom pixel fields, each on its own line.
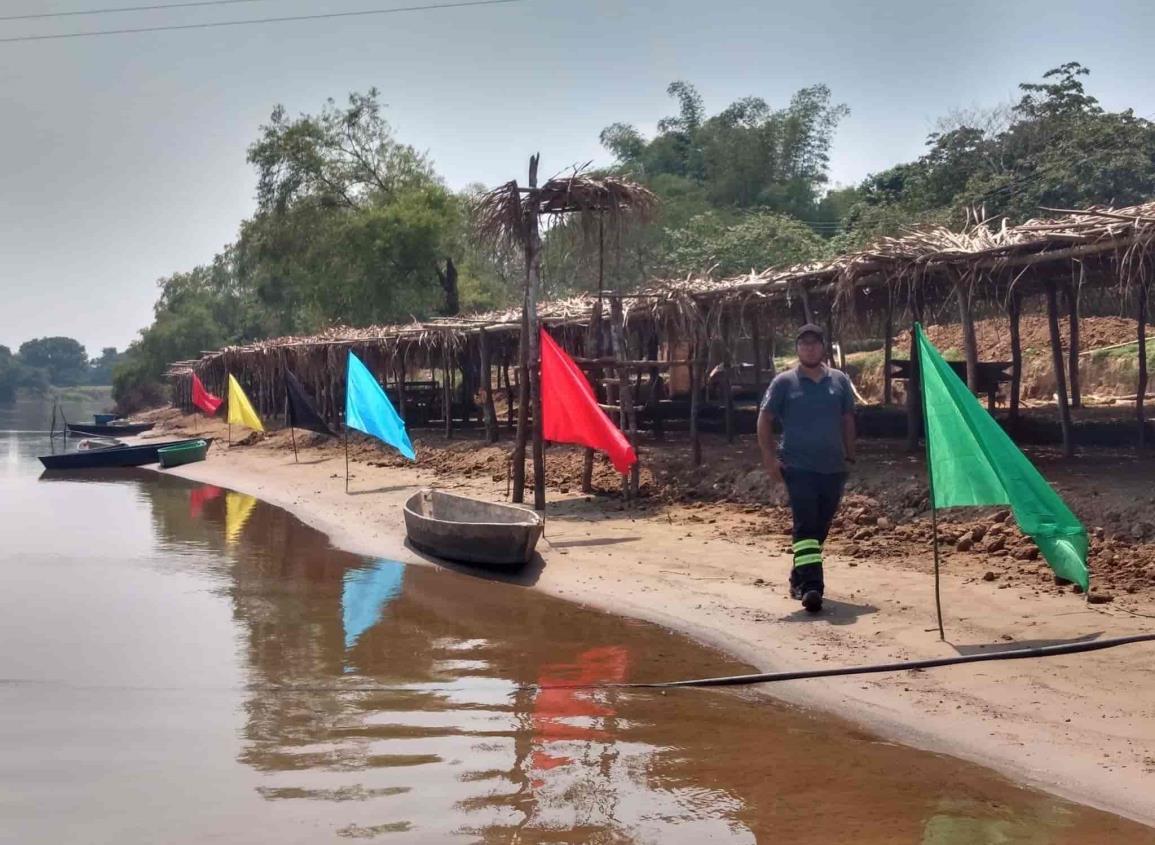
left=149, top=418, right=1155, bottom=828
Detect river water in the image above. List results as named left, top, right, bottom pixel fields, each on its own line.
left=1, top=424, right=1153, bottom=843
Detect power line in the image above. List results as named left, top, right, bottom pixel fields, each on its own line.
left=0, top=0, right=529, bottom=42
left=0, top=0, right=275, bottom=23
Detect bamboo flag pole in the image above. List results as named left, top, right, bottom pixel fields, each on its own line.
left=345, top=427, right=350, bottom=493
left=286, top=395, right=298, bottom=463
left=915, top=322, right=946, bottom=640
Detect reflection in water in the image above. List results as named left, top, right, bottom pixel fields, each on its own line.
left=343, top=561, right=406, bottom=650
left=5, top=436, right=1155, bottom=844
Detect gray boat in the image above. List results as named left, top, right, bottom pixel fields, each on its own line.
left=403, top=489, right=544, bottom=567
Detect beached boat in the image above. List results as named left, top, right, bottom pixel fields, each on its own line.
left=76, top=437, right=126, bottom=451
left=403, top=489, right=543, bottom=567
left=39, top=437, right=213, bottom=471
left=66, top=421, right=155, bottom=437
left=158, top=439, right=210, bottom=469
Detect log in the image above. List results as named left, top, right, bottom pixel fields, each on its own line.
left=1064, top=280, right=1082, bottom=408
left=1138, top=284, right=1149, bottom=450
left=1044, top=281, right=1075, bottom=457
left=479, top=328, right=499, bottom=443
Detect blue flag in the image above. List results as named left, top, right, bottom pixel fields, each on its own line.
left=345, top=351, right=416, bottom=460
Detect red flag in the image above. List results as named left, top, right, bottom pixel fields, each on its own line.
left=191, top=373, right=222, bottom=415
left=539, top=328, right=637, bottom=474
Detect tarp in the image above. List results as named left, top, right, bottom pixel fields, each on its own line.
left=191, top=373, right=222, bottom=416
left=916, top=323, right=1089, bottom=590
left=285, top=370, right=335, bottom=437
left=539, top=328, right=636, bottom=474
left=227, top=374, right=265, bottom=433
left=345, top=351, right=415, bottom=460
left=341, top=560, right=406, bottom=650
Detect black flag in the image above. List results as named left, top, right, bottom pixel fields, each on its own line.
left=285, top=371, right=335, bottom=437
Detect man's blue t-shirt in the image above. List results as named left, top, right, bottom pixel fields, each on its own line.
left=760, top=366, right=855, bottom=474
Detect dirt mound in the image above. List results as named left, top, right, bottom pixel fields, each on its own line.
left=894, top=315, right=1142, bottom=359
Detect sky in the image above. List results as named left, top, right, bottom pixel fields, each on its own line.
left=2, top=0, right=1153, bottom=355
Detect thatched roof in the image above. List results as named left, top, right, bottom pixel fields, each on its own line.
left=167, top=199, right=1155, bottom=377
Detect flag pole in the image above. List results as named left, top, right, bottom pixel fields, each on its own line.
left=286, top=396, right=298, bottom=463
left=345, top=427, right=350, bottom=493
left=915, top=322, right=946, bottom=640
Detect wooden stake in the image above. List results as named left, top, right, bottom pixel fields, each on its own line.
left=1045, top=281, right=1074, bottom=457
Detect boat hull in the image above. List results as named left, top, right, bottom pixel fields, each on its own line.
left=403, top=489, right=543, bottom=567
left=158, top=439, right=210, bottom=469
left=40, top=438, right=214, bottom=471
left=66, top=422, right=155, bottom=437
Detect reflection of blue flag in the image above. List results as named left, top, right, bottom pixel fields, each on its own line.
left=342, top=560, right=406, bottom=649
left=345, top=351, right=415, bottom=460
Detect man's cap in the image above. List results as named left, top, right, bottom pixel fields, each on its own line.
left=795, top=323, right=825, bottom=342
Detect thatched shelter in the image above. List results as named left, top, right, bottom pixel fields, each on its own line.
left=168, top=198, right=1155, bottom=486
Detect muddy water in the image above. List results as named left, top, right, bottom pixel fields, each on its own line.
left=2, top=432, right=1153, bottom=844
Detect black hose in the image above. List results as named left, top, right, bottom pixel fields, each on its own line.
left=544, top=633, right=1155, bottom=690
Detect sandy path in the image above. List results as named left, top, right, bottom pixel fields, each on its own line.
left=149, top=423, right=1155, bottom=829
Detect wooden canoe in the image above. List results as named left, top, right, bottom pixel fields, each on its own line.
left=39, top=437, right=214, bottom=471
left=403, top=489, right=543, bottom=567
left=66, top=421, right=155, bottom=437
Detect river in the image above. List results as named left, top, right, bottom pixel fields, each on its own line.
left=1, top=423, right=1152, bottom=843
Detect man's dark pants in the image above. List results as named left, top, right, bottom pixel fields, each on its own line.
left=782, top=468, right=847, bottom=594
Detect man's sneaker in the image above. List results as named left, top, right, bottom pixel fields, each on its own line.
left=790, top=563, right=824, bottom=611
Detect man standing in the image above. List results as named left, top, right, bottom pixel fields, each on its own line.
left=757, top=324, right=856, bottom=612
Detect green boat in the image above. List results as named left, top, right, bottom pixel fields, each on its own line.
left=158, top=439, right=210, bottom=469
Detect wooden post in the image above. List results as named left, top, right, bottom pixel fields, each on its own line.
left=721, top=312, right=735, bottom=443
left=609, top=301, right=640, bottom=499
left=581, top=218, right=606, bottom=493
left=479, top=328, right=499, bottom=443
left=883, top=287, right=895, bottom=405
left=798, top=283, right=815, bottom=325
left=906, top=289, right=923, bottom=451
left=690, top=333, right=702, bottom=467
left=957, top=278, right=979, bottom=393
left=526, top=156, right=547, bottom=512
left=1044, top=281, right=1074, bottom=458
left=645, top=331, right=663, bottom=441
left=751, top=312, right=763, bottom=395
left=1064, top=279, right=1082, bottom=409
left=395, top=354, right=407, bottom=422
left=504, top=357, right=515, bottom=431
left=442, top=336, right=453, bottom=439
left=512, top=313, right=530, bottom=502
left=1008, top=290, right=1022, bottom=428
left=1138, top=284, right=1149, bottom=450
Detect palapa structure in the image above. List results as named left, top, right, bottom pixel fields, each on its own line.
left=168, top=197, right=1155, bottom=490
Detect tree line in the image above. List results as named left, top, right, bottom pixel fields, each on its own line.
left=0, top=338, right=122, bottom=402
left=111, top=63, right=1155, bottom=409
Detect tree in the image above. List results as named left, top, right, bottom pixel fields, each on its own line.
left=18, top=337, right=88, bottom=386
left=0, top=345, right=18, bottom=402
left=87, top=347, right=122, bottom=386
left=662, top=211, right=825, bottom=277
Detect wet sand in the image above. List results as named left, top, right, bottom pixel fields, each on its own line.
left=136, top=417, right=1155, bottom=832
left=5, top=432, right=1155, bottom=841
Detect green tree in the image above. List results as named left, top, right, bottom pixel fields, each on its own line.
left=18, top=337, right=89, bottom=386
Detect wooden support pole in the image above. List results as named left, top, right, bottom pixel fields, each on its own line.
left=479, top=328, right=499, bottom=443
left=721, top=312, right=735, bottom=443
left=751, top=313, right=763, bottom=395
left=1044, top=281, right=1075, bottom=458
left=526, top=156, right=546, bottom=512
left=1138, top=284, right=1149, bottom=450
left=644, top=331, right=663, bottom=441
left=957, top=279, right=979, bottom=393
left=442, top=337, right=453, bottom=439
left=1064, top=279, right=1082, bottom=409
left=395, top=355, right=407, bottom=422
left=883, top=288, right=894, bottom=405
left=1008, top=290, right=1023, bottom=429
left=609, top=296, right=637, bottom=499
left=503, top=357, right=514, bottom=431
left=906, top=291, right=923, bottom=452
left=581, top=219, right=606, bottom=494
left=690, top=333, right=702, bottom=467
left=512, top=307, right=530, bottom=502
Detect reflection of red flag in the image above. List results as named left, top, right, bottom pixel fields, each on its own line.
left=189, top=485, right=224, bottom=519
left=539, top=329, right=636, bottom=473
left=192, top=373, right=222, bottom=415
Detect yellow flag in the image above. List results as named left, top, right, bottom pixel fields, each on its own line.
left=227, top=374, right=265, bottom=432
left=225, top=491, right=257, bottom=545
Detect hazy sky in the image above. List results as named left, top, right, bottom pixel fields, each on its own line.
left=2, top=0, right=1153, bottom=354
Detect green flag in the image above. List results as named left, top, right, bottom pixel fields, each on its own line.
left=916, top=324, right=1089, bottom=591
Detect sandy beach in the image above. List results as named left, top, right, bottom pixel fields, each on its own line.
left=147, top=414, right=1155, bottom=829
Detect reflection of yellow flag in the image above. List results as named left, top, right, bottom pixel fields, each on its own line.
left=225, top=491, right=257, bottom=545
left=227, top=374, right=265, bottom=432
